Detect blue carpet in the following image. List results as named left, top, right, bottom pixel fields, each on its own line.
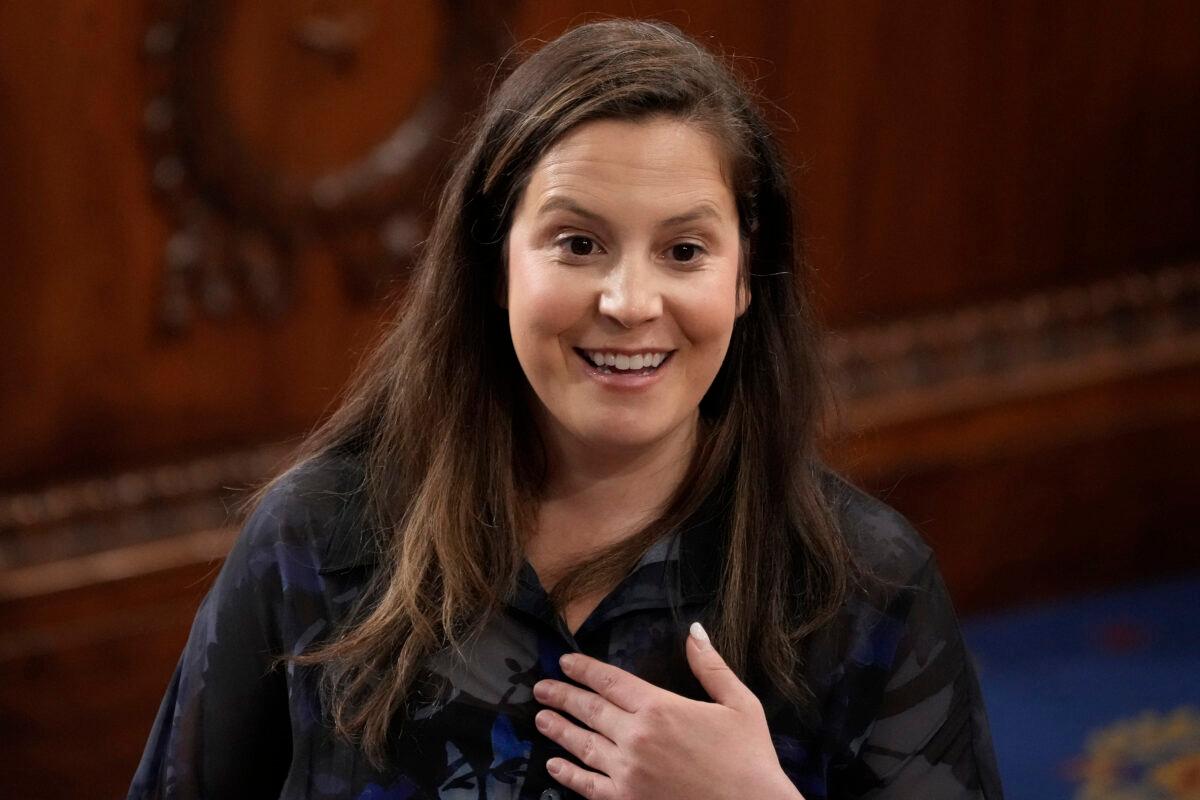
left=963, top=575, right=1200, bottom=799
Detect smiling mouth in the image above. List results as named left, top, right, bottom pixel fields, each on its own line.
left=573, top=348, right=674, bottom=375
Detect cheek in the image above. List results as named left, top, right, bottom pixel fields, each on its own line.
left=506, top=255, right=588, bottom=350
left=676, top=275, right=741, bottom=349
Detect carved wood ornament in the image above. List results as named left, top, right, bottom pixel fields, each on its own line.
left=141, top=0, right=512, bottom=332
left=5, top=262, right=1198, bottom=597
left=826, top=263, right=1200, bottom=427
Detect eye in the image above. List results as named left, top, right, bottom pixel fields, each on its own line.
left=669, top=243, right=703, bottom=263
left=551, top=233, right=603, bottom=262
left=567, top=236, right=596, bottom=256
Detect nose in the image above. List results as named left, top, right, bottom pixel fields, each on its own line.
left=597, top=255, right=662, bottom=328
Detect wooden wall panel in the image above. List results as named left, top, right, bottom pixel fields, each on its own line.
left=1, top=564, right=215, bottom=800
left=3, top=1, right=1198, bottom=486
left=0, top=0, right=493, bottom=488
left=773, top=1, right=1200, bottom=325
left=0, top=0, right=382, bottom=487
left=1, top=2, right=1198, bottom=797
left=828, top=362, right=1200, bottom=610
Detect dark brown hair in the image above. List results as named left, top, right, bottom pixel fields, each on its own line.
left=281, top=18, right=862, bottom=766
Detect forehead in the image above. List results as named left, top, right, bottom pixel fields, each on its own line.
left=519, top=117, right=736, bottom=217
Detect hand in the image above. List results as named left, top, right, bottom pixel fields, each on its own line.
left=531, top=622, right=805, bottom=800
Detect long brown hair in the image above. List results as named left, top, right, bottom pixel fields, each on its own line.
left=279, top=19, right=862, bottom=766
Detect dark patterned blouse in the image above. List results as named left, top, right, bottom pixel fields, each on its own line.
left=129, top=456, right=1004, bottom=800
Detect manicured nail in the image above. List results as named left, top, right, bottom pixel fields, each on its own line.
left=689, top=621, right=710, bottom=649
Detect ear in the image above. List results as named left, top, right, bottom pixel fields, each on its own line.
left=736, top=279, right=751, bottom=317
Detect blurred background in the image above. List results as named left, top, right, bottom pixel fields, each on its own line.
left=1, top=2, right=1198, bottom=798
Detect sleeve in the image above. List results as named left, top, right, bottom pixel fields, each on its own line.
left=127, top=494, right=295, bottom=799
left=844, top=556, right=1005, bottom=800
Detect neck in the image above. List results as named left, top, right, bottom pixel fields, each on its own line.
left=530, top=412, right=698, bottom=560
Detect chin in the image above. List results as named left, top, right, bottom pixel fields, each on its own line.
left=567, top=414, right=686, bottom=452
left=585, top=432, right=664, bottom=452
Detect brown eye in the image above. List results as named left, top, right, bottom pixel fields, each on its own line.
left=671, top=243, right=699, bottom=262
left=569, top=237, right=595, bottom=256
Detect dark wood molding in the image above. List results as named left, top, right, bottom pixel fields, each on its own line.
left=0, top=447, right=286, bottom=599
left=826, top=262, right=1200, bottom=428
left=0, top=528, right=234, bottom=635
left=0, top=445, right=289, bottom=531
left=3, top=263, right=1197, bottom=597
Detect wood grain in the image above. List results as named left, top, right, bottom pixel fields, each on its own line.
left=1, top=1, right=1198, bottom=797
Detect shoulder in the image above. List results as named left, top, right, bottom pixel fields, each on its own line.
left=820, top=468, right=934, bottom=586
left=811, top=472, right=1004, bottom=796
left=239, top=450, right=374, bottom=574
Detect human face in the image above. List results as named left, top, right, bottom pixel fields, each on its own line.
left=504, top=117, right=747, bottom=456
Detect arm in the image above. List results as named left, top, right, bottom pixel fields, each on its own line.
left=840, top=557, right=1005, bottom=799
left=128, top=496, right=294, bottom=799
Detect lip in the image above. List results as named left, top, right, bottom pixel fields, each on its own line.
left=576, top=346, right=673, bottom=356
left=573, top=348, right=673, bottom=389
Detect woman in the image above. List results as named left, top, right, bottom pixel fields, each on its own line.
left=130, top=19, right=1004, bottom=800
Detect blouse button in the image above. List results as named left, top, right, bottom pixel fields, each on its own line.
left=540, top=790, right=561, bottom=800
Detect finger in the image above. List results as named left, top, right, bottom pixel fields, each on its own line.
left=535, top=709, right=619, bottom=773
left=534, top=678, right=629, bottom=738
left=686, top=621, right=759, bottom=711
left=546, top=757, right=617, bottom=800
left=559, top=652, right=656, bottom=713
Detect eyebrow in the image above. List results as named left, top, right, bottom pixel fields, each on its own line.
left=535, top=196, right=725, bottom=227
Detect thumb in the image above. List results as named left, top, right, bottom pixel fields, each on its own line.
left=686, top=622, right=755, bottom=710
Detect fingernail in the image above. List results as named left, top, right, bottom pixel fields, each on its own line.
left=559, top=653, right=577, bottom=671
left=547, top=758, right=562, bottom=775
left=536, top=710, right=552, bottom=731
left=689, top=621, right=710, bottom=649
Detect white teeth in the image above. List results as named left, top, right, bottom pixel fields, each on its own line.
left=583, top=350, right=670, bottom=372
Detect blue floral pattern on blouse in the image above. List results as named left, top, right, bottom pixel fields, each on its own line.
left=129, top=456, right=1004, bottom=799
